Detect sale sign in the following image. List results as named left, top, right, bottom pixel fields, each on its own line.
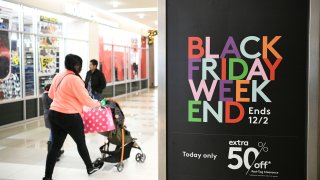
left=167, top=0, right=309, bottom=180
left=187, top=36, right=281, bottom=124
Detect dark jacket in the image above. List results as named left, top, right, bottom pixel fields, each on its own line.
left=85, top=69, right=106, bottom=94
left=42, top=92, right=53, bottom=128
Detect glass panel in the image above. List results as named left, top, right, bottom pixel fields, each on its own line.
left=24, top=35, right=35, bottom=96
left=0, top=1, right=20, bottom=31
left=23, top=6, right=34, bottom=33
left=38, top=36, right=60, bottom=94
left=99, top=42, right=112, bottom=83
left=37, top=15, right=62, bottom=94
left=113, top=46, right=125, bottom=82
left=130, top=47, right=140, bottom=80
left=125, top=47, right=130, bottom=80
left=38, top=15, right=62, bottom=36
left=0, top=31, right=22, bottom=100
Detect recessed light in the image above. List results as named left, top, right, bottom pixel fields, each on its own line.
left=112, top=1, right=120, bottom=8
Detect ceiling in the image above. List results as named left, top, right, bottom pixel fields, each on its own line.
left=78, top=0, right=158, bottom=29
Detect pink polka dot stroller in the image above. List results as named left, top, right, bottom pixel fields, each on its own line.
left=92, top=100, right=146, bottom=172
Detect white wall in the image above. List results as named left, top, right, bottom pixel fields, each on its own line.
left=89, top=22, right=99, bottom=61
left=8, top=0, right=150, bottom=35
left=154, top=36, right=158, bottom=87
left=64, top=40, right=89, bottom=79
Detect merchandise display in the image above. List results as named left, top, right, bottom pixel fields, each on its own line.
left=0, top=5, right=22, bottom=100
left=99, top=25, right=148, bottom=83
left=0, top=73, right=21, bottom=99
left=0, top=1, right=149, bottom=126
left=38, top=16, right=61, bottom=77
left=38, top=16, right=61, bottom=94
left=0, top=1, right=148, bottom=104
left=0, top=18, right=9, bottom=30
left=24, top=35, right=35, bottom=96
left=0, top=30, right=10, bottom=81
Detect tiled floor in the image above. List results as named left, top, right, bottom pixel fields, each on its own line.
left=0, top=89, right=158, bottom=180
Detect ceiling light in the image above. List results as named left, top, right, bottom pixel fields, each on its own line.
left=112, top=1, right=120, bottom=8
left=108, top=7, right=158, bottom=13
left=79, top=2, right=152, bottom=30
left=154, top=20, right=158, bottom=25
left=138, top=14, right=145, bottom=19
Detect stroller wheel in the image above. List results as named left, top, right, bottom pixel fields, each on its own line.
left=140, top=153, right=146, bottom=163
left=94, top=158, right=104, bottom=167
left=136, top=153, right=146, bottom=163
left=116, top=162, right=124, bottom=172
left=136, top=153, right=141, bottom=162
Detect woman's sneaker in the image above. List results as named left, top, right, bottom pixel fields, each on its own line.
left=87, top=160, right=104, bottom=175
left=59, top=149, right=65, bottom=157
left=43, top=177, right=53, bottom=180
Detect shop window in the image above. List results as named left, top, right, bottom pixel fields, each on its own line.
left=38, top=15, right=62, bottom=94
left=23, top=6, right=34, bottom=33
left=130, top=48, right=140, bottom=80
left=99, top=41, right=113, bottom=83
left=0, top=32, right=22, bottom=100
left=0, top=1, right=20, bottom=31
left=113, top=46, right=125, bottom=82
left=24, top=35, right=36, bottom=96
left=125, top=47, right=130, bottom=81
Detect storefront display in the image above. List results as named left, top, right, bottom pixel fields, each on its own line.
left=0, top=2, right=21, bottom=101
left=0, top=31, right=21, bottom=100
left=24, top=35, right=35, bottom=96
left=114, top=46, right=125, bottom=82
left=99, top=25, right=147, bottom=83
left=0, top=30, right=10, bottom=81
left=23, top=6, right=34, bottom=33
left=38, top=15, right=62, bottom=94
left=99, top=39, right=113, bottom=83
left=0, top=1, right=149, bottom=125
left=130, top=38, right=139, bottom=80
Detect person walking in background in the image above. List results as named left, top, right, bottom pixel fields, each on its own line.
left=43, top=54, right=104, bottom=180
left=85, top=59, right=106, bottom=100
left=42, top=84, right=64, bottom=161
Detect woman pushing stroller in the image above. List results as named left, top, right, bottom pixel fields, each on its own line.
left=43, top=54, right=105, bottom=180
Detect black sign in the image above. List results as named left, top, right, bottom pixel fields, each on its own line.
left=167, top=0, right=309, bottom=180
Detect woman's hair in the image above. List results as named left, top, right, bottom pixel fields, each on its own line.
left=65, top=54, right=82, bottom=76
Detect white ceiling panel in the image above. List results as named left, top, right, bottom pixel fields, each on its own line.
left=78, top=0, right=158, bottom=28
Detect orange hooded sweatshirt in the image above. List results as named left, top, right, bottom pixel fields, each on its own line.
left=49, top=70, right=101, bottom=114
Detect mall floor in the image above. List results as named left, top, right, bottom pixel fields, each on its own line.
left=0, top=89, right=158, bottom=180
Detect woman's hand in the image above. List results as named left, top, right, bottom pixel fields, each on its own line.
left=100, top=98, right=107, bottom=106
